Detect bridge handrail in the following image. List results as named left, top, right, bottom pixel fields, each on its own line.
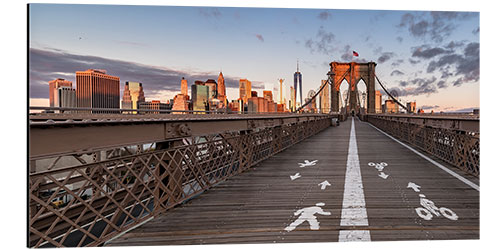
left=28, top=114, right=333, bottom=247
left=365, top=115, right=479, bottom=177
left=366, top=113, right=479, bottom=120
left=365, top=113, right=479, bottom=133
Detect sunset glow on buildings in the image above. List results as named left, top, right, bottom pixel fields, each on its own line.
left=48, top=78, right=72, bottom=107
left=76, top=69, right=120, bottom=113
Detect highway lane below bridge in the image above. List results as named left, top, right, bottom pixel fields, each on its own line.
left=107, top=117, right=479, bottom=246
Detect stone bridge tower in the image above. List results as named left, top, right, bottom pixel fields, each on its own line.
left=329, top=62, right=376, bottom=114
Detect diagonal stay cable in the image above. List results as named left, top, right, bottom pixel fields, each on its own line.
left=375, top=74, right=408, bottom=112
left=295, top=66, right=351, bottom=113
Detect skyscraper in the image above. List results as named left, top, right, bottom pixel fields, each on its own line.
left=310, top=96, right=317, bottom=113
left=121, top=81, right=145, bottom=113
left=49, top=78, right=72, bottom=107
left=54, top=86, right=76, bottom=112
left=258, top=97, right=266, bottom=113
left=263, top=90, right=273, bottom=102
left=172, top=77, right=190, bottom=113
left=248, top=96, right=259, bottom=113
left=278, top=78, right=284, bottom=104
left=205, top=79, right=217, bottom=99
left=229, top=100, right=240, bottom=112
left=181, top=77, right=188, bottom=97
left=192, top=83, right=209, bottom=111
left=277, top=103, right=284, bottom=112
left=217, top=72, right=226, bottom=106
left=406, top=102, right=416, bottom=114
left=319, top=80, right=330, bottom=114
left=172, top=94, right=189, bottom=113
left=294, top=60, right=303, bottom=108
left=239, top=79, right=251, bottom=104
left=76, top=69, right=120, bottom=113
left=375, top=90, right=382, bottom=113
left=385, top=99, right=398, bottom=113
left=138, top=100, right=169, bottom=114
left=268, top=102, right=277, bottom=112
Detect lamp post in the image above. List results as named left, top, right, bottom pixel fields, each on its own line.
left=327, top=70, right=335, bottom=113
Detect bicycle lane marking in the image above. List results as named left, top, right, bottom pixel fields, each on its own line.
left=339, top=118, right=371, bottom=242
left=366, top=122, right=479, bottom=192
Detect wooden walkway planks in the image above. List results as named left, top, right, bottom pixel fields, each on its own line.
left=355, top=118, right=479, bottom=241
left=107, top=117, right=479, bottom=246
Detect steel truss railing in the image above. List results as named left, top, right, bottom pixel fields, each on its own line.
left=28, top=116, right=332, bottom=247
left=366, top=115, right=479, bottom=177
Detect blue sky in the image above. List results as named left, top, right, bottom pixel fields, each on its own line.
left=29, top=4, right=479, bottom=112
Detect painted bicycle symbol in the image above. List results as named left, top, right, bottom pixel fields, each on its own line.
left=368, top=162, right=389, bottom=179
left=368, top=162, right=387, bottom=171
left=415, top=194, right=458, bottom=221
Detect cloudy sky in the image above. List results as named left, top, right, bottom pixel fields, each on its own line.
left=29, top=3, right=479, bottom=112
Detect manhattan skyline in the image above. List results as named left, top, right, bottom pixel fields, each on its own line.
left=29, top=4, right=479, bottom=112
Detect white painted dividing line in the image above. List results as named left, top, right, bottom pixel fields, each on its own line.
left=366, top=122, right=479, bottom=192
left=339, top=230, right=371, bottom=242
left=339, top=118, right=371, bottom=242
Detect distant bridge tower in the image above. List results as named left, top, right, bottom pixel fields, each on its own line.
left=328, top=62, right=376, bottom=114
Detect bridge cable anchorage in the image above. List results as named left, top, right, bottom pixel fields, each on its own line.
left=294, top=66, right=351, bottom=113
left=374, top=74, right=408, bottom=112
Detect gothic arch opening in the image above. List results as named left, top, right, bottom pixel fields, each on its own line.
left=338, top=79, right=349, bottom=112
left=357, top=78, right=367, bottom=111
left=329, top=62, right=377, bottom=114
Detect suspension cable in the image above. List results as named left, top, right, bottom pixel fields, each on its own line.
left=295, top=67, right=351, bottom=113
left=375, top=74, right=408, bottom=112
left=294, top=67, right=408, bottom=113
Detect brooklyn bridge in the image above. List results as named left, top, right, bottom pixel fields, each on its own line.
left=28, top=62, right=479, bottom=247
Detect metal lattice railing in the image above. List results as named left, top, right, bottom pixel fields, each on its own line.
left=366, top=116, right=479, bottom=176
left=29, top=116, right=332, bottom=247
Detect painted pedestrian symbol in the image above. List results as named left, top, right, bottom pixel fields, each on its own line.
left=290, top=173, right=301, bottom=180
left=415, top=194, right=458, bottom=221
left=299, top=160, right=318, bottom=168
left=368, top=162, right=389, bottom=179
left=284, top=202, right=331, bottom=232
